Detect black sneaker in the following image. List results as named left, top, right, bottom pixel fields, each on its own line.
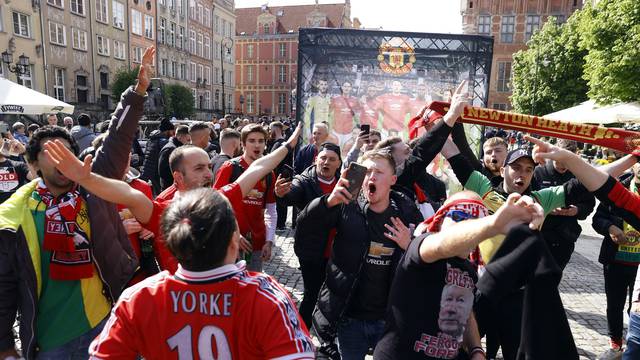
left=316, top=343, right=341, bottom=360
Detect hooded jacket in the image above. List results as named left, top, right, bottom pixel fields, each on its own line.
left=0, top=87, right=143, bottom=358
left=70, top=126, right=97, bottom=153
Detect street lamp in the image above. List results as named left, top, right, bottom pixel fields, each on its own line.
left=220, top=36, right=233, bottom=116
left=1, top=51, right=30, bottom=76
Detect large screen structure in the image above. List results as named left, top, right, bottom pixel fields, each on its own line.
left=296, top=28, right=494, bottom=154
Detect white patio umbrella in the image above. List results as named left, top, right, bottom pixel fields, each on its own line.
left=545, top=100, right=640, bottom=125
left=0, top=77, right=74, bottom=115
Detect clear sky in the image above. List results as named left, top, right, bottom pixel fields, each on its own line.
left=234, top=0, right=463, bottom=34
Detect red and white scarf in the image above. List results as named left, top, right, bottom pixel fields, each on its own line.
left=421, top=198, right=489, bottom=233
left=36, top=181, right=93, bottom=280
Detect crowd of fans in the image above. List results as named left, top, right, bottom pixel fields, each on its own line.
left=1, top=47, right=640, bottom=360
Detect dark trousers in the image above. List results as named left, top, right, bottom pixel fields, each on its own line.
left=276, top=200, right=288, bottom=228
left=299, top=258, right=327, bottom=328
left=604, top=262, right=638, bottom=340
left=475, top=290, right=523, bottom=360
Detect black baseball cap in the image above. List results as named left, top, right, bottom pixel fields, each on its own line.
left=504, top=148, right=535, bottom=167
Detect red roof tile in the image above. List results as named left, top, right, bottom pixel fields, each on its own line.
left=235, top=2, right=348, bottom=35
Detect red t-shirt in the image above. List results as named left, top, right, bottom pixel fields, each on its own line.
left=117, top=179, right=153, bottom=285
left=330, top=96, right=361, bottom=134
left=145, top=182, right=244, bottom=274
left=358, top=97, right=380, bottom=127
left=377, top=93, right=411, bottom=132
left=89, top=263, right=315, bottom=359
left=213, top=158, right=276, bottom=251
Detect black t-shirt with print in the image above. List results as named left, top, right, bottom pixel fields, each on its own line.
left=374, top=234, right=478, bottom=360
left=0, top=159, right=29, bottom=203
left=347, top=206, right=400, bottom=320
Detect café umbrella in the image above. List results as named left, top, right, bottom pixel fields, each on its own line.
left=0, top=77, right=74, bottom=115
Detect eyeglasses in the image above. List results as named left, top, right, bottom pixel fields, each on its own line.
left=445, top=210, right=477, bottom=223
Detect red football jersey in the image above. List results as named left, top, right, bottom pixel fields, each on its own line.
left=89, top=263, right=315, bottom=359
left=145, top=183, right=244, bottom=274
left=157, top=183, right=178, bottom=201
left=213, top=158, right=276, bottom=251
left=377, top=93, right=411, bottom=132
left=330, top=96, right=361, bottom=134
left=358, top=97, right=381, bottom=128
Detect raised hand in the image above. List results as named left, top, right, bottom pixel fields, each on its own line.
left=135, top=46, right=156, bottom=95
left=285, top=121, right=303, bottom=149
left=43, top=139, right=92, bottom=183
left=274, top=174, right=292, bottom=198
left=326, top=169, right=353, bottom=208
left=525, top=135, right=569, bottom=165
left=384, top=217, right=411, bottom=250
left=443, top=80, right=470, bottom=126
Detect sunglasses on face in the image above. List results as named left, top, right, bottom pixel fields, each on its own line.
left=445, top=210, right=477, bottom=223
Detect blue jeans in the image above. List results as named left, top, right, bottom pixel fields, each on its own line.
left=337, top=317, right=385, bottom=360
left=37, top=319, right=107, bottom=360
left=624, top=312, right=640, bottom=359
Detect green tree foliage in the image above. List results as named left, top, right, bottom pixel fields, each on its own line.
left=110, top=67, right=139, bottom=102
left=163, top=84, right=194, bottom=119
left=511, top=13, right=588, bottom=115
left=579, top=0, right=640, bottom=104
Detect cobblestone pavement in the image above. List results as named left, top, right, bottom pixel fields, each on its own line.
left=266, top=220, right=620, bottom=360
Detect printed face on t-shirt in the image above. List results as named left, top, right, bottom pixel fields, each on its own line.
left=437, top=284, right=473, bottom=340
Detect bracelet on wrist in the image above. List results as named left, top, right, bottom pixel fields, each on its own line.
left=470, top=346, right=485, bottom=358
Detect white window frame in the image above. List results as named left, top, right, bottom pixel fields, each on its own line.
left=49, top=21, right=67, bottom=46
left=497, top=61, right=512, bottom=93
left=96, top=0, right=108, bottom=24
left=197, top=33, right=203, bottom=57
left=70, top=0, right=85, bottom=16
left=278, top=93, right=286, bottom=114
left=478, top=15, right=491, bottom=35
left=169, top=22, right=176, bottom=46
left=161, top=58, right=168, bottom=76
left=97, top=35, right=110, bottom=56
left=71, top=27, right=88, bottom=51
left=197, top=64, right=203, bottom=83
left=247, top=44, right=253, bottom=58
left=17, top=64, right=33, bottom=89
left=158, top=18, right=166, bottom=45
left=13, top=12, right=31, bottom=38
left=189, top=30, right=196, bottom=54
left=178, top=26, right=185, bottom=49
left=197, top=4, right=203, bottom=24
left=47, top=0, right=64, bottom=9
left=131, top=9, right=142, bottom=35
left=214, top=15, right=219, bottom=34
left=190, top=62, right=196, bottom=82
left=144, top=15, right=154, bottom=39
left=247, top=65, right=253, bottom=82
left=54, top=68, right=65, bottom=101
left=205, top=66, right=210, bottom=84
left=189, top=0, right=195, bottom=20
left=525, top=15, right=541, bottom=41
left=214, top=67, right=219, bottom=84
left=0, top=7, right=4, bottom=33
left=204, top=90, right=210, bottom=109
left=179, top=63, right=186, bottom=80
left=279, top=43, right=286, bottom=58
left=171, top=61, right=177, bottom=78
left=114, top=40, right=126, bottom=59
left=247, top=93, right=254, bottom=113
left=204, top=35, right=211, bottom=60
left=501, top=15, right=515, bottom=43
left=132, top=46, right=143, bottom=63
left=112, top=1, right=125, bottom=29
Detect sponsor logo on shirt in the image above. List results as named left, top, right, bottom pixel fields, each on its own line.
left=366, top=241, right=395, bottom=266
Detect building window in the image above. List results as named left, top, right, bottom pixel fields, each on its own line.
left=112, top=1, right=125, bottom=29
left=214, top=41, right=220, bottom=59
left=525, top=15, right=541, bottom=41
left=179, top=63, right=186, bottom=80
left=76, top=74, right=88, bottom=103
left=554, top=15, right=566, bottom=25
left=278, top=65, right=286, bottom=83
left=196, top=4, right=202, bottom=24
left=96, top=0, right=108, bottom=24
left=131, top=9, right=142, bottom=35
left=492, top=103, right=508, bottom=111
left=0, top=7, right=3, bottom=33
left=197, top=33, right=203, bottom=57
left=189, top=30, right=196, bottom=54
left=247, top=93, right=254, bottom=113
left=159, top=0, right=165, bottom=6
left=205, top=66, right=210, bottom=84
left=71, top=0, right=85, bottom=15
left=214, top=89, right=220, bottom=109
left=159, top=18, right=166, bottom=44
left=47, top=0, right=64, bottom=8
left=203, top=7, right=209, bottom=27
left=171, top=61, right=177, bottom=78
left=214, top=15, right=219, bottom=34
left=97, top=35, right=110, bottom=56
left=132, top=46, right=142, bottom=63
left=49, top=21, right=66, bottom=46
left=72, top=28, right=88, bottom=50
left=279, top=43, right=286, bottom=58
left=227, top=70, right=232, bottom=86
left=247, top=44, right=254, bottom=58
left=178, top=26, right=184, bottom=49
left=197, top=64, right=203, bottom=83
left=190, top=62, right=196, bottom=82
left=189, top=0, right=195, bottom=20
left=100, top=71, right=109, bottom=90
left=101, top=94, right=110, bottom=109
left=114, top=40, right=126, bottom=59
left=497, top=61, right=512, bottom=93
left=478, top=15, right=491, bottom=35
left=247, top=66, right=253, bottom=82
left=54, top=68, right=65, bottom=101
left=501, top=15, right=515, bottom=43
left=214, top=67, right=219, bottom=84
left=222, top=19, right=226, bottom=36
left=204, top=91, right=210, bottom=109
left=144, top=15, right=154, bottom=39
left=227, top=94, right=232, bottom=112
left=263, top=23, right=270, bottom=35
left=17, top=65, right=33, bottom=88
left=278, top=93, right=286, bottom=114
left=227, top=23, right=232, bottom=37
left=12, top=12, right=31, bottom=38
left=160, top=58, right=168, bottom=76
left=204, top=36, right=211, bottom=60
left=169, top=22, right=176, bottom=46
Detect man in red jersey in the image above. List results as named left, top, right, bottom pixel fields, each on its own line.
left=358, top=84, right=381, bottom=128
left=214, top=124, right=277, bottom=272
left=330, top=81, right=361, bottom=148
left=38, top=140, right=314, bottom=360
left=409, top=82, right=433, bottom=117
left=376, top=81, right=411, bottom=136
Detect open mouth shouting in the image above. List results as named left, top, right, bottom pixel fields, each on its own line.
left=513, top=178, right=525, bottom=189
left=367, top=182, right=377, bottom=197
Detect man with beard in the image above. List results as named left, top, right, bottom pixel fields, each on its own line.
left=215, top=124, right=277, bottom=272
left=376, top=80, right=411, bottom=135
left=358, top=84, right=381, bottom=128
left=409, top=82, right=433, bottom=117
left=304, top=79, right=331, bottom=136
left=452, top=134, right=508, bottom=187
left=274, top=142, right=342, bottom=329
left=330, top=81, right=361, bottom=147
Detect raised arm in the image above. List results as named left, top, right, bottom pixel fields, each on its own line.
left=44, top=140, right=153, bottom=224
left=235, top=122, right=303, bottom=197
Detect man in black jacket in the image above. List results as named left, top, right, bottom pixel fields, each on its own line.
left=297, top=150, right=422, bottom=360
left=593, top=167, right=640, bottom=358
left=533, top=139, right=595, bottom=272
left=275, top=142, right=341, bottom=328
left=158, top=125, right=190, bottom=191
left=141, top=118, right=174, bottom=194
